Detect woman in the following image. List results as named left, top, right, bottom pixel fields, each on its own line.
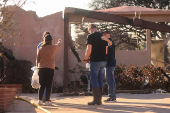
left=37, top=31, right=50, bottom=103
left=36, top=34, right=62, bottom=105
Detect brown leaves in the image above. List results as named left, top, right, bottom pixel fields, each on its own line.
left=115, top=64, right=169, bottom=90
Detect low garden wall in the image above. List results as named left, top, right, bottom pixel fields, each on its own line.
left=0, top=88, right=17, bottom=113
left=0, top=84, right=22, bottom=94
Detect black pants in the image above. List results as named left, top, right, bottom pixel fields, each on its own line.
left=38, top=68, right=54, bottom=101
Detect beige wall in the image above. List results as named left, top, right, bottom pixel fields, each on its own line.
left=68, top=50, right=86, bottom=81
left=5, top=7, right=64, bottom=85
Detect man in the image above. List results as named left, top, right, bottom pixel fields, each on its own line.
left=102, top=30, right=116, bottom=102
left=83, top=24, right=112, bottom=105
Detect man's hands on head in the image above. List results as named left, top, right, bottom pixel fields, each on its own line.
left=101, top=35, right=112, bottom=46
left=101, top=36, right=109, bottom=41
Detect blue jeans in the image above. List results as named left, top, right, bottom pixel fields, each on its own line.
left=105, top=66, right=116, bottom=100
left=43, top=88, right=46, bottom=99
left=90, top=62, right=106, bottom=88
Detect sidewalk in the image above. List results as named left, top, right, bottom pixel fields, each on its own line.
left=6, top=93, right=170, bottom=113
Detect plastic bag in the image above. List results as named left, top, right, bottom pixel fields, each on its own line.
left=86, top=63, right=90, bottom=69
left=31, top=67, right=40, bottom=89
left=31, top=66, right=37, bottom=71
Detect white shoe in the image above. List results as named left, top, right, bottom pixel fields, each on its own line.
left=45, top=101, right=52, bottom=106
left=104, top=98, right=117, bottom=102
left=38, top=100, right=43, bottom=105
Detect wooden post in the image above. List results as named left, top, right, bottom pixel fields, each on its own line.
left=63, top=13, right=69, bottom=89
left=146, top=29, right=151, bottom=65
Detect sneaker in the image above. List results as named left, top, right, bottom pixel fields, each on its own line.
left=43, top=98, right=52, bottom=103
left=42, top=98, right=46, bottom=103
left=44, top=101, right=52, bottom=106
left=105, top=98, right=117, bottom=102
left=38, top=100, right=43, bottom=105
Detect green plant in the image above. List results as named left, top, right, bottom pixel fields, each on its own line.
left=104, top=64, right=169, bottom=92
left=2, top=60, right=37, bottom=93
left=68, top=64, right=86, bottom=81
left=52, top=82, right=63, bottom=93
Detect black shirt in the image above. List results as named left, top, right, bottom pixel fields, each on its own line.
left=106, top=38, right=116, bottom=67
left=86, top=32, right=108, bottom=62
